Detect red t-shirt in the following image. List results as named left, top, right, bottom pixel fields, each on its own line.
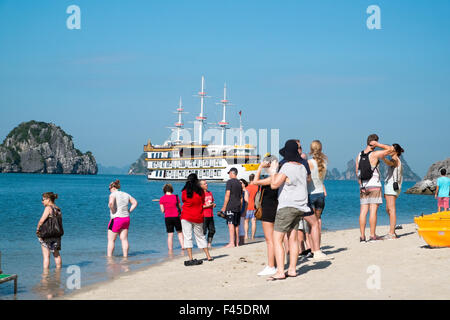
left=159, top=194, right=180, bottom=218
left=202, top=191, right=214, bottom=218
left=181, top=190, right=205, bottom=224
left=246, top=184, right=258, bottom=210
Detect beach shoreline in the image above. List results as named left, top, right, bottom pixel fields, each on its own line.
left=65, top=223, right=450, bottom=300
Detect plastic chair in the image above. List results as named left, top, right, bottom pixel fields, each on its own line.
left=0, top=251, right=18, bottom=295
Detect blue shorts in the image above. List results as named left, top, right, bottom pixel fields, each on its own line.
left=245, top=210, right=255, bottom=219
left=308, top=193, right=325, bottom=211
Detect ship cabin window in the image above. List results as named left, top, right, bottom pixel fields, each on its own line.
left=180, top=160, right=185, bottom=167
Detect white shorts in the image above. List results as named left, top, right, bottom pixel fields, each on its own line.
left=298, top=218, right=310, bottom=233
left=181, top=219, right=207, bottom=249
left=384, top=183, right=401, bottom=197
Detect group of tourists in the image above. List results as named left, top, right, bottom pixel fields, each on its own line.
left=35, top=134, right=450, bottom=278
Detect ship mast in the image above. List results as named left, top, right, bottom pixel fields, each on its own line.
left=239, top=110, right=243, bottom=146
left=174, top=97, right=186, bottom=143
left=194, top=76, right=209, bottom=145
left=216, top=83, right=233, bottom=146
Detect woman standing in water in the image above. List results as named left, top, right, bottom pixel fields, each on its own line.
left=160, top=183, right=184, bottom=252
left=382, top=143, right=404, bottom=239
left=36, top=192, right=63, bottom=270
left=107, top=180, right=138, bottom=258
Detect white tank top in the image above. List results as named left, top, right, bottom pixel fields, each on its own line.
left=307, top=159, right=325, bottom=194
left=385, top=159, right=403, bottom=187
left=357, top=153, right=381, bottom=188
left=110, top=190, right=131, bottom=219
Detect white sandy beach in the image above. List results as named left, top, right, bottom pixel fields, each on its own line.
left=67, top=223, right=450, bottom=300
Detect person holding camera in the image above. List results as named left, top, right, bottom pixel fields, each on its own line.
left=356, top=134, right=394, bottom=243
left=382, top=143, right=404, bottom=240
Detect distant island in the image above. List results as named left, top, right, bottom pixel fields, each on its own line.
left=406, top=158, right=450, bottom=195
left=325, top=156, right=420, bottom=181
left=0, top=121, right=97, bottom=174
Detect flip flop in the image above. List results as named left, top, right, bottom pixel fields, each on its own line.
left=193, top=259, right=203, bottom=265
left=284, top=272, right=297, bottom=278
left=208, top=258, right=214, bottom=261
left=267, top=275, right=286, bottom=281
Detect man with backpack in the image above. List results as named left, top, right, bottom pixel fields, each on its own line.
left=356, top=134, right=394, bottom=243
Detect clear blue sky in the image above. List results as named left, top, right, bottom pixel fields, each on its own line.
left=1, top=0, right=449, bottom=176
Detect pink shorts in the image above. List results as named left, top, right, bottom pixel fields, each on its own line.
left=108, top=217, right=130, bottom=233
left=438, top=197, right=449, bottom=209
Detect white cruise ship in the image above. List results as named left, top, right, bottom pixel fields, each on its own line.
left=144, top=76, right=260, bottom=181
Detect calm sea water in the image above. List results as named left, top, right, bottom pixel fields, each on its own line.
left=0, top=174, right=436, bottom=300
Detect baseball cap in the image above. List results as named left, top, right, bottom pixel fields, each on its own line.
left=227, top=167, right=238, bottom=175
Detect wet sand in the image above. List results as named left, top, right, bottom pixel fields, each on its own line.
left=66, top=223, right=450, bottom=300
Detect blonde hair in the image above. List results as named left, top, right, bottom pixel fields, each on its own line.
left=309, top=140, right=328, bottom=180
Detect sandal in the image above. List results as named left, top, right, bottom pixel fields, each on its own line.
left=267, top=275, right=286, bottom=281
left=368, top=235, right=382, bottom=242
left=284, top=272, right=297, bottom=278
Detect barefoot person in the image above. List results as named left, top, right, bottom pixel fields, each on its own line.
left=220, top=168, right=242, bottom=248
left=159, top=184, right=184, bottom=252
left=356, top=134, right=394, bottom=243
left=244, top=174, right=258, bottom=240
left=307, top=140, right=328, bottom=246
left=107, top=180, right=138, bottom=258
left=382, top=144, right=404, bottom=239
left=181, top=174, right=213, bottom=266
left=435, top=168, right=450, bottom=212
left=36, top=192, right=63, bottom=270
left=238, top=179, right=249, bottom=245
left=252, top=154, right=279, bottom=276
left=200, top=180, right=216, bottom=248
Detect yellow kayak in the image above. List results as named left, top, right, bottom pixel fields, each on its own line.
left=414, top=216, right=450, bottom=229
left=417, top=228, right=450, bottom=247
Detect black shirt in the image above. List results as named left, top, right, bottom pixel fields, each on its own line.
left=225, top=178, right=242, bottom=212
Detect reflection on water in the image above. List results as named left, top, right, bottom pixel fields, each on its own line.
left=32, top=269, right=65, bottom=300
left=106, top=257, right=130, bottom=277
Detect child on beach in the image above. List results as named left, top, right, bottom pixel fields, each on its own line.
left=239, top=179, right=249, bottom=245
left=435, top=168, right=450, bottom=211
left=244, top=174, right=258, bottom=240
left=200, top=180, right=216, bottom=248
left=159, top=184, right=184, bottom=252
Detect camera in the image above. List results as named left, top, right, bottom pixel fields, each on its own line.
left=263, top=153, right=278, bottom=163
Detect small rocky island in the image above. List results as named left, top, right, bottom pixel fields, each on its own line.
left=325, top=156, right=421, bottom=182
left=0, top=121, right=97, bottom=174
left=128, top=153, right=146, bottom=175
left=406, top=158, right=450, bottom=195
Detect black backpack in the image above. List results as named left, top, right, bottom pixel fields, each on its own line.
left=359, top=151, right=378, bottom=181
